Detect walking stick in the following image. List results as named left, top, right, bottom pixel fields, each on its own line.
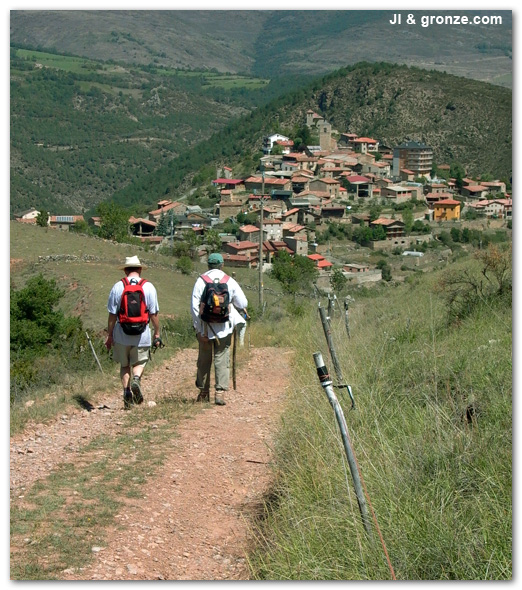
left=232, top=327, right=237, bottom=390
left=86, top=331, right=103, bottom=373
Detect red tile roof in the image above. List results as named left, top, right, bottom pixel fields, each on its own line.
left=227, top=240, right=259, bottom=251
left=371, top=217, right=402, bottom=226
left=434, top=199, right=461, bottom=206
left=213, top=178, right=244, bottom=185
left=345, top=175, right=371, bottom=183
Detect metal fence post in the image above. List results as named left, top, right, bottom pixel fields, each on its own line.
left=313, top=351, right=372, bottom=539
left=318, top=304, right=355, bottom=409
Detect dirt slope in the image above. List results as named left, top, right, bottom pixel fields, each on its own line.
left=10, top=346, right=293, bottom=580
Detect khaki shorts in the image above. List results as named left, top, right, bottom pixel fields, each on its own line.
left=112, top=343, right=149, bottom=368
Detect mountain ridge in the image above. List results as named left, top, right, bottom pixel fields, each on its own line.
left=10, top=10, right=512, bottom=87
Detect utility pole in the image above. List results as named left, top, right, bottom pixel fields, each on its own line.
left=258, top=165, right=265, bottom=313
left=170, top=209, right=174, bottom=254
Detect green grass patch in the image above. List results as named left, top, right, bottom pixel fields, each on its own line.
left=248, top=261, right=512, bottom=580
left=14, top=48, right=106, bottom=74
left=10, top=395, right=199, bottom=579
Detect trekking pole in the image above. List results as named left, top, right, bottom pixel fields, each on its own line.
left=232, top=327, right=238, bottom=390
left=313, top=351, right=372, bottom=539
left=86, top=331, right=103, bottom=373
left=318, top=304, right=355, bottom=409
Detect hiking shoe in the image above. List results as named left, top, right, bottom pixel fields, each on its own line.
left=123, top=390, right=133, bottom=410
left=215, top=392, right=226, bottom=406
left=196, top=391, right=210, bottom=402
left=131, top=376, right=143, bottom=405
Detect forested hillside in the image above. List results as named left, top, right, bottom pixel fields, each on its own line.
left=11, top=48, right=512, bottom=219
left=111, top=63, right=512, bottom=212
left=10, top=47, right=310, bottom=215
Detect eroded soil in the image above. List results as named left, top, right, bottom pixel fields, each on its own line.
left=10, top=346, right=293, bottom=580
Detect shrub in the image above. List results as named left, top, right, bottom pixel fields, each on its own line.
left=436, top=243, right=512, bottom=320
left=176, top=256, right=194, bottom=275
left=10, top=274, right=87, bottom=403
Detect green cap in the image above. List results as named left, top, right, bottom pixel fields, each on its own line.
left=208, top=253, right=224, bottom=265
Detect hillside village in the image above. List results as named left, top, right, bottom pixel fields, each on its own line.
left=14, top=110, right=512, bottom=289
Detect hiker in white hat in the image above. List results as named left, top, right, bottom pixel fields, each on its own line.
left=105, top=256, right=162, bottom=409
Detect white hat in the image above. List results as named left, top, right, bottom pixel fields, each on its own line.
left=119, top=255, right=147, bottom=270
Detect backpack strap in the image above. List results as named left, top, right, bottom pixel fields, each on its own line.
left=201, top=272, right=229, bottom=285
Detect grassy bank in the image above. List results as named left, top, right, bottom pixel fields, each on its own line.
left=248, top=259, right=512, bottom=579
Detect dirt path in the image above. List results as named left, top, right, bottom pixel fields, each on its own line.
left=10, top=346, right=293, bottom=580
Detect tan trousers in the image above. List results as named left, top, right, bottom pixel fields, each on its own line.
left=196, top=332, right=232, bottom=393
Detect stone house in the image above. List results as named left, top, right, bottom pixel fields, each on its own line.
left=309, top=177, right=340, bottom=199
left=460, top=185, right=489, bottom=200
left=129, top=216, right=157, bottom=237
left=238, top=224, right=260, bottom=242
left=244, top=176, right=292, bottom=193
left=223, top=240, right=259, bottom=258
left=370, top=217, right=406, bottom=238
left=381, top=184, right=414, bottom=204
left=343, top=175, right=373, bottom=199
left=14, top=208, right=40, bottom=223
left=48, top=215, right=85, bottom=230
left=148, top=200, right=186, bottom=223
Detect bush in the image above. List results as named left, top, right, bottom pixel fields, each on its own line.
left=10, top=274, right=87, bottom=403
left=436, top=243, right=512, bottom=321
left=176, top=256, right=194, bottom=275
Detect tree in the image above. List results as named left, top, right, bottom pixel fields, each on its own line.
left=402, top=208, right=414, bottom=234
left=155, top=212, right=170, bottom=237
left=271, top=251, right=319, bottom=298
left=10, top=274, right=78, bottom=354
left=96, top=202, right=130, bottom=242
left=330, top=268, right=348, bottom=294
left=204, top=228, right=222, bottom=254
left=369, top=204, right=382, bottom=222
left=376, top=259, right=392, bottom=281
left=71, top=219, right=90, bottom=234
left=450, top=227, right=461, bottom=242
left=36, top=210, right=49, bottom=227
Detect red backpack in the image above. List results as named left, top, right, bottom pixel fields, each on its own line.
left=118, top=277, right=150, bottom=335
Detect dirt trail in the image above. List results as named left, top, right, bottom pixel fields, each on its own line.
left=10, top=346, right=293, bottom=580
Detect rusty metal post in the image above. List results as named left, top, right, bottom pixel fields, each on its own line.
left=313, top=351, right=372, bottom=539
left=318, top=304, right=355, bottom=409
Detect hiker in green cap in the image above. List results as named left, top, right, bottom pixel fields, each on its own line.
left=191, top=252, right=248, bottom=406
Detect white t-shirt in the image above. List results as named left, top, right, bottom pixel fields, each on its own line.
left=191, top=269, right=248, bottom=339
left=107, top=277, right=159, bottom=347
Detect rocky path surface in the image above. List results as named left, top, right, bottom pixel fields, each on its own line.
left=10, top=346, right=293, bottom=580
